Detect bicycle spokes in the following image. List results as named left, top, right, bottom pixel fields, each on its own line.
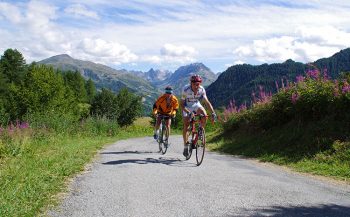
left=195, top=128, right=206, bottom=166
left=158, top=121, right=168, bottom=155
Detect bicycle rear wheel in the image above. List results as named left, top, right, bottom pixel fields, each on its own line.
left=158, top=122, right=163, bottom=153
left=195, top=127, right=206, bottom=166
left=160, top=123, right=168, bottom=154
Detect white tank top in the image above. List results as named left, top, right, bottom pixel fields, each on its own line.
left=181, top=84, right=206, bottom=107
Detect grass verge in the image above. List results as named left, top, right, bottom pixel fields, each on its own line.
left=0, top=124, right=153, bottom=217
left=207, top=119, right=350, bottom=183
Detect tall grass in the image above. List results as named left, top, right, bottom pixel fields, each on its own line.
left=0, top=113, right=153, bottom=217
left=210, top=67, right=350, bottom=181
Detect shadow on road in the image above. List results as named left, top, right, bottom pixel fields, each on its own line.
left=101, top=151, right=154, bottom=155
left=243, top=204, right=350, bottom=217
left=102, top=157, right=195, bottom=167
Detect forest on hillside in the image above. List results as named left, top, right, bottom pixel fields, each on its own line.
left=0, top=49, right=142, bottom=127
left=207, top=48, right=350, bottom=109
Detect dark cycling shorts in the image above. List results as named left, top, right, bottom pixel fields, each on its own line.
left=158, top=114, right=171, bottom=120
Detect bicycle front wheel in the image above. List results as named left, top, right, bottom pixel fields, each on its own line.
left=160, top=123, right=168, bottom=154
left=185, top=126, right=193, bottom=160
left=195, top=127, right=206, bottom=166
left=158, top=123, right=163, bottom=153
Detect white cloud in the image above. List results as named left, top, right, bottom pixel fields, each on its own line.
left=235, top=36, right=299, bottom=62
left=292, top=42, right=341, bottom=62
left=0, top=1, right=136, bottom=65
left=234, top=26, right=350, bottom=63
left=64, top=4, right=99, bottom=20
left=160, top=43, right=197, bottom=63
left=233, top=60, right=245, bottom=65
left=2, top=1, right=350, bottom=72
left=0, top=2, right=22, bottom=23
left=144, top=55, right=162, bottom=64
left=296, top=26, right=350, bottom=47
left=161, top=44, right=196, bottom=57
left=25, top=0, right=57, bottom=30
left=77, top=38, right=138, bottom=64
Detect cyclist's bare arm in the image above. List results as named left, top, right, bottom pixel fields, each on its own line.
left=181, top=99, right=191, bottom=115
left=202, top=95, right=215, bottom=114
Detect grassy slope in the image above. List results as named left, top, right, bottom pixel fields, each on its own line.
left=0, top=122, right=153, bottom=217
left=208, top=118, right=350, bottom=183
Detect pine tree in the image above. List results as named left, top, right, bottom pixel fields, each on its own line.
left=63, top=70, right=88, bottom=103
left=91, top=88, right=119, bottom=120
left=86, top=78, right=96, bottom=103
left=0, top=48, right=26, bottom=84
left=116, top=88, right=142, bottom=127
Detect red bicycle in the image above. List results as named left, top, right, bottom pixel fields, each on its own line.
left=185, top=113, right=209, bottom=166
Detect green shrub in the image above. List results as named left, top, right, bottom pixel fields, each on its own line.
left=80, top=117, right=119, bottom=137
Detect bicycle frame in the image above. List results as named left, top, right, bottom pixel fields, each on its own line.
left=157, top=114, right=171, bottom=138
left=185, top=113, right=214, bottom=165
left=157, top=114, right=171, bottom=154
left=189, top=114, right=206, bottom=145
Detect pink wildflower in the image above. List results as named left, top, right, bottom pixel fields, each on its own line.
left=238, top=103, right=247, bottom=112
left=306, top=69, right=320, bottom=80
left=286, top=79, right=290, bottom=89
left=20, top=122, right=29, bottom=129
left=334, top=80, right=340, bottom=97
left=291, top=92, right=299, bottom=104
left=8, top=122, right=14, bottom=132
left=296, top=75, right=305, bottom=83
left=259, top=85, right=266, bottom=100
left=251, top=91, right=257, bottom=103
left=323, top=68, right=329, bottom=80
left=275, top=80, right=279, bottom=92
left=342, top=81, right=350, bottom=94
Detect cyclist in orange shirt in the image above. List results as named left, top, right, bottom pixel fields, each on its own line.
left=152, top=86, right=179, bottom=142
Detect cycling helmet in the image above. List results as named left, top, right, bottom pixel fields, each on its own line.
left=165, top=86, right=173, bottom=94
left=190, top=74, right=202, bottom=83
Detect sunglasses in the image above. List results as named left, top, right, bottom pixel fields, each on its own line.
left=192, top=82, right=200, bottom=87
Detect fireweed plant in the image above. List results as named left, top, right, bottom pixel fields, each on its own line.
left=0, top=120, right=31, bottom=158
left=221, top=66, right=350, bottom=130
left=212, top=66, right=350, bottom=180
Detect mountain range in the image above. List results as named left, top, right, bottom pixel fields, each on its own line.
left=38, top=55, right=217, bottom=112
left=206, top=48, right=350, bottom=108
left=39, top=48, right=350, bottom=112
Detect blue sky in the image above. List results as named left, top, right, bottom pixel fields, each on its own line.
left=1, top=0, right=350, bottom=73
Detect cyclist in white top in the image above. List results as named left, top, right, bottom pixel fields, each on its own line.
left=181, top=74, right=216, bottom=157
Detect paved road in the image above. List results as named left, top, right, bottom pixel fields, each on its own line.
left=48, top=136, right=350, bottom=217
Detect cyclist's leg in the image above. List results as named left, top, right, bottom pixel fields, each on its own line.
left=182, top=110, right=191, bottom=156
left=195, top=104, right=208, bottom=128
left=165, top=117, right=171, bottom=140
left=154, top=116, right=161, bottom=139
left=182, top=110, right=192, bottom=144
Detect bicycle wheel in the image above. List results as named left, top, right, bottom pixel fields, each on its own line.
left=195, top=127, right=206, bottom=166
left=158, top=122, right=163, bottom=153
left=160, top=123, right=168, bottom=154
left=185, top=126, right=193, bottom=160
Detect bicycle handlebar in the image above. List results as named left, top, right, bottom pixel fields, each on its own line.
left=189, top=113, right=216, bottom=125
left=156, top=114, right=172, bottom=119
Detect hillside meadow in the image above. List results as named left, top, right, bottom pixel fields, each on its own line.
left=208, top=67, right=350, bottom=183
left=0, top=116, right=153, bottom=217
left=0, top=49, right=150, bottom=216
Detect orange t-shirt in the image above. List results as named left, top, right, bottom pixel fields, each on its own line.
left=153, top=94, right=179, bottom=115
